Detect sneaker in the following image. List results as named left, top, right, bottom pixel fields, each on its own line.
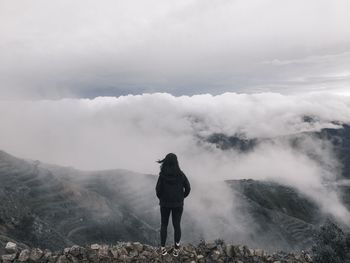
left=160, top=247, right=168, bottom=256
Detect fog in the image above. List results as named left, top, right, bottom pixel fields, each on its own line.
left=1, top=92, right=350, bottom=172
left=1, top=92, right=350, bottom=229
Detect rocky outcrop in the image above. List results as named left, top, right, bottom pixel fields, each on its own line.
left=0, top=241, right=313, bottom=263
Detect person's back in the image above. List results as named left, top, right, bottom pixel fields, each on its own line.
left=155, top=153, right=191, bottom=257
left=157, top=169, right=190, bottom=207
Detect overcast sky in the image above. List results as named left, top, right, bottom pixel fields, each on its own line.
left=1, top=0, right=350, bottom=99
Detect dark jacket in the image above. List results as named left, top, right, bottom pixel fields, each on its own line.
left=156, top=170, right=191, bottom=207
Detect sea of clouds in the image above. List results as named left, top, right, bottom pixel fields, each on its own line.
left=1, top=92, right=350, bottom=229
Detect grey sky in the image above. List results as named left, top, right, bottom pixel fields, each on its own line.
left=1, top=0, right=350, bottom=99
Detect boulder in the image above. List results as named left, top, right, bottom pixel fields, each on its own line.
left=211, top=249, right=221, bottom=260
left=225, top=244, right=234, bottom=257
left=56, top=254, right=70, bottom=263
left=133, top=242, right=143, bottom=252
left=43, top=250, right=52, bottom=261
left=67, top=255, right=79, bottom=263
left=18, top=249, right=30, bottom=262
left=97, top=244, right=109, bottom=258
left=63, top=247, right=70, bottom=254
left=129, top=249, right=138, bottom=257
left=90, top=244, right=100, bottom=250
left=254, top=248, right=265, bottom=257
left=69, top=245, right=82, bottom=257
left=48, top=255, right=58, bottom=263
left=206, top=242, right=217, bottom=250
left=141, top=250, right=152, bottom=258
left=29, top=248, right=43, bottom=261
left=5, top=242, right=17, bottom=253
left=110, top=246, right=119, bottom=258
left=1, top=253, right=17, bottom=262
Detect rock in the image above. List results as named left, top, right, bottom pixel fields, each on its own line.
left=29, top=248, right=44, bottom=261
left=56, top=254, right=70, bottom=263
left=254, top=248, right=265, bottom=257
left=304, top=253, right=313, bottom=262
left=48, top=255, right=58, bottom=263
left=90, top=243, right=100, bottom=250
left=69, top=245, right=81, bottom=257
left=266, top=256, right=274, bottom=261
left=110, top=246, right=119, bottom=258
left=98, top=244, right=109, bottom=257
left=198, top=256, right=206, bottom=263
left=183, top=244, right=194, bottom=252
left=87, top=249, right=98, bottom=262
left=43, top=249, right=52, bottom=260
left=119, top=254, right=131, bottom=261
left=125, top=242, right=133, bottom=251
left=141, top=250, right=152, bottom=258
left=238, top=245, right=245, bottom=254
left=242, top=245, right=251, bottom=256
left=18, top=249, right=30, bottom=262
left=211, top=250, right=221, bottom=260
left=206, top=242, right=217, bottom=250
left=163, top=254, right=174, bottom=263
left=0, top=241, right=317, bottom=263
left=67, top=255, right=79, bottom=263
left=129, top=249, right=138, bottom=257
left=133, top=242, right=143, bottom=252
left=5, top=242, right=17, bottom=253
left=139, top=255, right=146, bottom=261
left=1, top=253, right=17, bottom=262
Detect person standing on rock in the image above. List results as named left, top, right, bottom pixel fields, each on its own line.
left=156, top=153, right=191, bottom=257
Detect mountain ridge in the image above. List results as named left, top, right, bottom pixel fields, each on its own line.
left=1, top=123, right=350, bottom=251
left=0, top=148, right=341, bottom=252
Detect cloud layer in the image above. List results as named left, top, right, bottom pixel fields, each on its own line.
left=1, top=92, right=350, bottom=171
left=1, top=92, right=350, bottom=225
left=1, top=0, right=350, bottom=98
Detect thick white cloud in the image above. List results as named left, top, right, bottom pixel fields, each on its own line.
left=0, top=0, right=349, bottom=98
left=1, top=92, right=349, bottom=170
left=1, top=92, right=350, bottom=225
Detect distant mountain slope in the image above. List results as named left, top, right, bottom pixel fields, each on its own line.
left=227, top=179, right=321, bottom=250
left=206, top=123, right=350, bottom=179
left=0, top=149, right=344, bottom=252
left=0, top=150, right=159, bottom=250
left=314, top=124, right=350, bottom=179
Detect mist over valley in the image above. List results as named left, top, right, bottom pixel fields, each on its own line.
left=1, top=93, right=350, bottom=253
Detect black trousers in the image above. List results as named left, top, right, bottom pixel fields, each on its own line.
left=160, top=206, right=183, bottom=247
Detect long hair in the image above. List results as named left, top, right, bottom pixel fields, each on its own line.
left=157, top=153, right=182, bottom=176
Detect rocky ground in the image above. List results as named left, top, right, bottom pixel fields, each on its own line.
left=0, top=241, right=313, bottom=263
